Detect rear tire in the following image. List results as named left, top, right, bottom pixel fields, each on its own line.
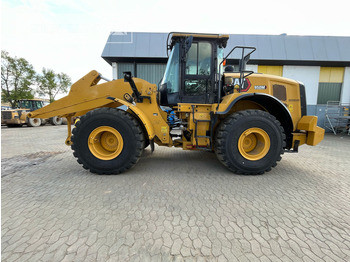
left=214, top=110, right=285, bottom=175
left=41, top=119, right=47, bottom=126
left=27, top=118, right=42, bottom=127
left=50, top=116, right=63, bottom=125
left=71, top=107, right=145, bottom=175
left=61, top=118, right=68, bottom=125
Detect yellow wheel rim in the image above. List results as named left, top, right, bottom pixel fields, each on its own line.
left=238, top=128, right=270, bottom=161
left=88, top=126, right=123, bottom=160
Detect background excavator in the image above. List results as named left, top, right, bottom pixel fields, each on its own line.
left=29, top=32, right=324, bottom=175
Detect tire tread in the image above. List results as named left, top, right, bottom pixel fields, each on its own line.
left=214, top=110, right=285, bottom=175
left=71, top=107, right=144, bottom=175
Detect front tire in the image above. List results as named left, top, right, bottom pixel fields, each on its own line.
left=214, top=110, right=285, bottom=175
left=27, top=118, right=42, bottom=127
left=71, top=108, right=144, bottom=175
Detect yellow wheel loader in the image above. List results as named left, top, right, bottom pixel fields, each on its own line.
left=29, top=33, right=324, bottom=175
left=1, top=99, right=63, bottom=127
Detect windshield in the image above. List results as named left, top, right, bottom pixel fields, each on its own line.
left=18, top=100, right=31, bottom=109
left=161, top=43, right=180, bottom=93
left=18, top=100, right=43, bottom=110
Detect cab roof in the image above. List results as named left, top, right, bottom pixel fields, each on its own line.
left=169, top=32, right=229, bottom=49
left=171, top=32, right=229, bottom=40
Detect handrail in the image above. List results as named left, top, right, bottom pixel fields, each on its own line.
left=217, top=46, right=256, bottom=105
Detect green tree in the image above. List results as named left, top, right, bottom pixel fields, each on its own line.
left=36, top=68, right=71, bottom=103
left=1, top=50, right=36, bottom=108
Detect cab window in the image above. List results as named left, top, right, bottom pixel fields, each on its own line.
left=185, top=42, right=212, bottom=76
left=161, top=43, right=180, bottom=94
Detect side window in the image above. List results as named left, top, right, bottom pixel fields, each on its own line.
left=198, top=43, right=212, bottom=76
left=21, top=101, right=30, bottom=109
left=185, top=42, right=212, bottom=76
left=35, top=101, right=43, bottom=109
left=184, top=80, right=208, bottom=95
left=184, top=42, right=212, bottom=97
left=186, top=43, right=198, bottom=75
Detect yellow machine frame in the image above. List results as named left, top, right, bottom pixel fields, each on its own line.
left=28, top=32, right=325, bottom=175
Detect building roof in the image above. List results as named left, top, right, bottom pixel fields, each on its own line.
left=102, top=32, right=350, bottom=66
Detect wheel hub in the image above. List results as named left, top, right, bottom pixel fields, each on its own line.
left=238, top=128, right=270, bottom=161
left=88, top=126, right=123, bottom=160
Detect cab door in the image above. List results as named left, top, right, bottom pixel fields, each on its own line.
left=181, top=41, right=215, bottom=104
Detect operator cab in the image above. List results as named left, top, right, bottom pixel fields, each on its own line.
left=17, top=99, right=44, bottom=111
left=159, top=33, right=228, bottom=106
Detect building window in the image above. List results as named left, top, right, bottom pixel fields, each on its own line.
left=257, top=65, right=283, bottom=76
left=317, top=67, right=344, bottom=104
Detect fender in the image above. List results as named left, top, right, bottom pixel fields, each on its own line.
left=216, top=93, right=295, bottom=147
left=113, top=98, right=155, bottom=140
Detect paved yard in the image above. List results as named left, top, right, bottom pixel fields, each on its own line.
left=1, top=125, right=350, bottom=261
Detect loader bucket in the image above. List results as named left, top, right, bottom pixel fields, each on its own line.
left=28, top=70, right=136, bottom=119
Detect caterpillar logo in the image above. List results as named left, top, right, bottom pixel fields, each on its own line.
left=232, top=78, right=251, bottom=92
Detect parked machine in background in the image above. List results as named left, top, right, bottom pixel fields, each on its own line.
left=1, top=99, right=63, bottom=127
left=29, top=33, right=324, bottom=175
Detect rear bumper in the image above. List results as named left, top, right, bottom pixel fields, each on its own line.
left=292, top=116, right=325, bottom=147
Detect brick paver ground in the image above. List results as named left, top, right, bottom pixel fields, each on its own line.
left=1, top=125, right=350, bottom=261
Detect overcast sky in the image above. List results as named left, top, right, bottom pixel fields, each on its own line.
left=2, top=0, right=350, bottom=88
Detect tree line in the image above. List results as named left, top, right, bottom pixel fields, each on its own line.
left=1, top=50, right=72, bottom=108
